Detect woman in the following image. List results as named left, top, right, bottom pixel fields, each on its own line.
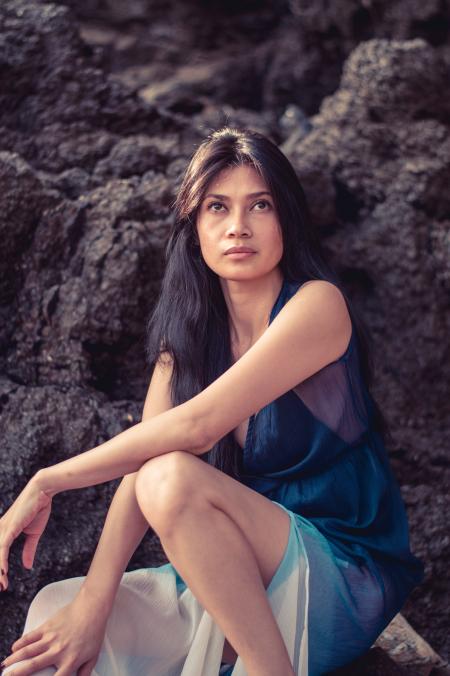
left=0, top=126, right=424, bottom=676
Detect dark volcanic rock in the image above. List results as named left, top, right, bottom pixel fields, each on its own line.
left=49, top=0, right=450, bottom=118
left=6, top=173, right=173, bottom=397
left=0, top=153, right=55, bottom=308
left=0, top=1, right=183, bottom=172
left=265, top=0, right=450, bottom=116
left=0, top=0, right=188, bottom=398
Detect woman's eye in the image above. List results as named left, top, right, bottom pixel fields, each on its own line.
left=254, top=200, right=270, bottom=210
left=207, top=202, right=224, bottom=212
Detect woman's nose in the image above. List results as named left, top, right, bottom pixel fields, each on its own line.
left=226, top=214, right=251, bottom=237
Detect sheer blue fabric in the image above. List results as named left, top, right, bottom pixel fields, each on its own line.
left=238, top=275, right=424, bottom=672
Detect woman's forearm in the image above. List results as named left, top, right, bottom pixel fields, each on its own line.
left=34, top=403, right=208, bottom=497
left=77, top=472, right=149, bottom=611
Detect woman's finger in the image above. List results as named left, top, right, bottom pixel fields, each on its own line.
left=1, top=638, right=49, bottom=670
left=21, top=533, right=40, bottom=570
left=1, top=653, right=55, bottom=676
left=0, top=573, right=8, bottom=591
left=0, top=545, right=9, bottom=575
left=0, top=540, right=11, bottom=587
left=0, top=524, right=18, bottom=590
left=11, top=628, right=43, bottom=652
left=2, top=650, right=56, bottom=676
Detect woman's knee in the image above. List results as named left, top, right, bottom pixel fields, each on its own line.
left=135, top=452, right=200, bottom=533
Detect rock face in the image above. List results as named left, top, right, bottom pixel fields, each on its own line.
left=0, top=0, right=449, bottom=670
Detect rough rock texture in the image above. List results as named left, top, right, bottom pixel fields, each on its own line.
left=0, top=0, right=449, bottom=671
left=51, top=0, right=450, bottom=117
left=266, top=0, right=450, bottom=116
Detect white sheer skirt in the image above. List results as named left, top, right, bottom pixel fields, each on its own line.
left=2, top=503, right=310, bottom=676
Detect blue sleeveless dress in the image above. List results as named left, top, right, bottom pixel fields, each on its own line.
left=3, top=276, right=424, bottom=676
left=230, top=275, right=424, bottom=674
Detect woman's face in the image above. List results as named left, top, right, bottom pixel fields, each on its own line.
left=195, top=164, right=284, bottom=282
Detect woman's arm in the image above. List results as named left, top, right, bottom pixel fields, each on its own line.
left=34, top=379, right=209, bottom=497
left=77, top=354, right=176, bottom=611
left=34, top=280, right=350, bottom=498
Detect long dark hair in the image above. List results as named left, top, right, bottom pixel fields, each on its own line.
left=146, top=126, right=392, bottom=479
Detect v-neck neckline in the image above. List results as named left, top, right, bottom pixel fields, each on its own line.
left=242, top=277, right=288, bottom=455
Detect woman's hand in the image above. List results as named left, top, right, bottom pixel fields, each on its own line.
left=1, top=588, right=109, bottom=675
left=0, top=476, right=52, bottom=591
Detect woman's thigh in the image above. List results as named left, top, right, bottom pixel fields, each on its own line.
left=135, top=450, right=291, bottom=592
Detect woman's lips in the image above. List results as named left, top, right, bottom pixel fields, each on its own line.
left=225, top=252, right=256, bottom=259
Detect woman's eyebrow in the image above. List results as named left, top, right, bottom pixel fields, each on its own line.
left=204, top=191, right=272, bottom=199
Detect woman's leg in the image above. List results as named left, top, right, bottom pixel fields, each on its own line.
left=135, top=451, right=296, bottom=676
